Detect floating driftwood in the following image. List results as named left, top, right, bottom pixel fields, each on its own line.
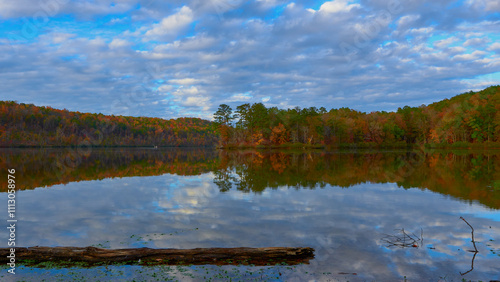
left=1, top=246, right=314, bottom=267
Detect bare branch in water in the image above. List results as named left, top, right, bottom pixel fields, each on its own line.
left=381, top=228, right=423, bottom=248
left=460, top=216, right=479, bottom=276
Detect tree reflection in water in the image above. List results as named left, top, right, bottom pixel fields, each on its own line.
left=1, top=148, right=499, bottom=209
left=213, top=150, right=500, bottom=210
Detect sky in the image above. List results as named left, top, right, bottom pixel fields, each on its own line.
left=1, top=0, right=499, bottom=120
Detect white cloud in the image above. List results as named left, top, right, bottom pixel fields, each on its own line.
left=174, top=86, right=201, bottom=96
left=168, top=78, right=203, bottom=85
left=452, top=50, right=487, bottom=61
left=156, top=36, right=217, bottom=52
left=397, top=14, right=420, bottom=28
left=109, top=38, right=130, bottom=49
left=318, top=0, right=360, bottom=13
left=434, top=37, right=458, bottom=49
left=448, top=46, right=466, bottom=53
left=488, top=42, right=500, bottom=52
left=0, top=0, right=138, bottom=19
left=88, top=37, right=107, bottom=48
left=158, top=85, right=174, bottom=92
left=463, top=37, right=489, bottom=47
left=467, top=0, right=500, bottom=12
left=227, top=93, right=253, bottom=102
left=144, top=6, right=194, bottom=40
left=0, top=0, right=51, bottom=18
left=52, top=33, right=76, bottom=44
left=183, top=96, right=209, bottom=107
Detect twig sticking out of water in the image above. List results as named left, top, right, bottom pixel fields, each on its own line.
left=381, top=228, right=423, bottom=248
left=460, top=216, right=479, bottom=276
left=460, top=216, right=478, bottom=252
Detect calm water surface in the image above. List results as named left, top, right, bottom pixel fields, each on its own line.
left=0, top=148, right=499, bottom=281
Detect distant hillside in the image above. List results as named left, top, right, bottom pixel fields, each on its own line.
left=426, top=85, right=500, bottom=144
left=0, top=101, right=218, bottom=147
left=213, top=85, right=500, bottom=148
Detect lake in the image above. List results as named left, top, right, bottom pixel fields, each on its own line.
left=1, top=148, right=499, bottom=281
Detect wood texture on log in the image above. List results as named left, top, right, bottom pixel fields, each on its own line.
left=1, top=246, right=314, bottom=266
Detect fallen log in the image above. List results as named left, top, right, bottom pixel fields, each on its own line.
left=1, top=246, right=314, bottom=267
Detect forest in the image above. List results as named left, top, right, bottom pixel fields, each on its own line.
left=0, top=101, right=218, bottom=147
left=214, top=85, right=500, bottom=148
left=1, top=85, right=499, bottom=148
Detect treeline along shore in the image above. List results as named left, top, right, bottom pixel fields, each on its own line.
left=1, top=85, right=499, bottom=148
left=0, top=101, right=218, bottom=147
left=213, top=85, right=500, bottom=149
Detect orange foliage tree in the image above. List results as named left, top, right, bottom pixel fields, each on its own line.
left=270, top=123, right=289, bottom=145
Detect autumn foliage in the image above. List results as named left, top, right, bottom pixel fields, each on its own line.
left=0, top=101, right=218, bottom=147
left=270, top=123, right=289, bottom=145
left=214, top=85, right=500, bottom=148
left=1, top=85, right=499, bottom=148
